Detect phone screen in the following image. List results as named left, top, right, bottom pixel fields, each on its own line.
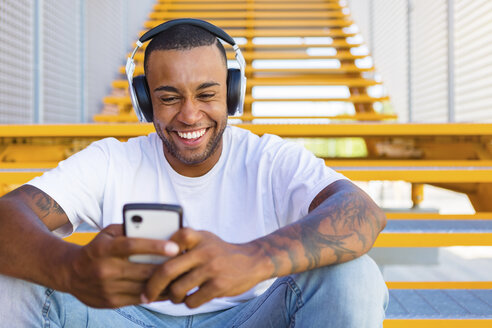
left=123, top=203, right=183, bottom=264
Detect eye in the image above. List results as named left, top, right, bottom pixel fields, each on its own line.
left=160, top=96, right=180, bottom=104
left=198, top=93, right=215, bottom=100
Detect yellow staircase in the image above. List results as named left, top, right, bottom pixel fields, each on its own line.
left=95, top=0, right=394, bottom=123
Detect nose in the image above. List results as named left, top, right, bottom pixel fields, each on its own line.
left=176, top=98, right=203, bottom=125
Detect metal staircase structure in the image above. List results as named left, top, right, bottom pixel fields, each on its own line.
left=0, top=0, right=491, bottom=326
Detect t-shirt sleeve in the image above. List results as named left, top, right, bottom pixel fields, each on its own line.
left=27, top=139, right=112, bottom=236
left=271, top=142, right=346, bottom=226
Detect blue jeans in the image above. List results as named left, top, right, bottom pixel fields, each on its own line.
left=0, top=255, right=388, bottom=327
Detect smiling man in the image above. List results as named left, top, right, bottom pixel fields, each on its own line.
left=0, top=20, right=388, bottom=327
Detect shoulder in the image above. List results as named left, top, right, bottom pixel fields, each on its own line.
left=89, top=133, right=158, bottom=157
left=227, top=125, right=288, bottom=154
left=225, top=125, right=309, bottom=168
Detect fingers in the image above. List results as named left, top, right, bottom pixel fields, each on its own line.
left=184, top=280, right=223, bottom=309
left=164, top=267, right=208, bottom=304
left=72, top=277, right=149, bottom=308
left=118, top=261, right=158, bottom=281
left=169, top=228, right=202, bottom=252
left=144, top=250, right=201, bottom=302
left=143, top=230, right=219, bottom=303
left=92, top=225, right=183, bottom=260
left=107, top=237, right=180, bottom=258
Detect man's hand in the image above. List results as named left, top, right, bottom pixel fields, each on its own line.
left=64, top=224, right=180, bottom=308
left=143, top=229, right=269, bottom=309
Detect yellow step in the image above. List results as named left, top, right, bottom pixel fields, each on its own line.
left=103, top=95, right=389, bottom=107
left=138, top=28, right=357, bottom=39
left=144, top=18, right=353, bottom=29
left=112, top=77, right=379, bottom=90
left=384, top=319, right=491, bottom=328
left=93, top=112, right=397, bottom=123
left=149, top=11, right=347, bottom=19
left=60, top=230, right=492, bottom=248
left=119, top=65, right=374, bottom=76
left=386, top=212, right=492, bottom=220
left=2, top=123, right=492, bottom=138
left=4, top=167, right=491, bottom=192
left=132, top=50, right=367, bottom=62
left=153, top=3, right=343, bottom=11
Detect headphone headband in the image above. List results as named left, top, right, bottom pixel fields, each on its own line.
left=139, top=18, right=236, bottom=46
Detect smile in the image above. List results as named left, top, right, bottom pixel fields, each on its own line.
left=176, top=129, right=207, bottom=140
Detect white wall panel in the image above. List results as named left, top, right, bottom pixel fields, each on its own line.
left=372, top=0, right=409, bottom=121
left=0, top=0, right=155, bottom=123
left=410, top=0, right=448, bottom=122
left=454, top=0, right=492, bottom=122
left=347, top=0, right=372, bottom=50
left=86, top=1, right=125, bottom=121
left=127, top=0, right=155, bottom=48
left=86, top=0, right=155, bottom=122
left=42, top=0, right=81, bottom=123
left=0, top=0, right=33, bottom=123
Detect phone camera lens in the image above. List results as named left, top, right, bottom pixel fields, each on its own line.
left=131, top=215, right=143, bottom=223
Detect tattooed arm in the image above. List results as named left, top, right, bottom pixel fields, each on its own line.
left=254, top=179, right=386, bottom=277
left=0, top=185, right=180, bottom=308
left=0, top=185, right=77, bottom=286
left=143, top=179, right=386, bottom=308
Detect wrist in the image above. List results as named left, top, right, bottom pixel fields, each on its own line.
left=243, top=239, right=278, bottom=281
left=45, top=240, right=82, bottom=293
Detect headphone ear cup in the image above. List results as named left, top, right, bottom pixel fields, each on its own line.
left=226, top=68, right=241, bottom=116
left=133, top=75, right=153, bottom=122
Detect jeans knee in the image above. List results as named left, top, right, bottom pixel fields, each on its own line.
left=292, top=255, right=388, bottom=327
left=0, top=274, right=49, bottom=325
left=332, top=255, right=388, bottom=310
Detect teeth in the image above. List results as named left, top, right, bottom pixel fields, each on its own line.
left=177, top=129, right=206, bottom=140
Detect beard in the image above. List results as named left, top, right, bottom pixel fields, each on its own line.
left=155, top=116, right=227, bottom=166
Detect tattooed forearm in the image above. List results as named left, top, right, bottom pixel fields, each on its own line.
left=255, top=180, right=385, bottom=277
left=299, top=216, right=358, bottom=269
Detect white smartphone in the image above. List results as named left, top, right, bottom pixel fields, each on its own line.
left=123, top=203, right=183, bottom=264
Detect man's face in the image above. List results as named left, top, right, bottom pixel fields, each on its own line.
left=145, top=45, right=228, bottom=176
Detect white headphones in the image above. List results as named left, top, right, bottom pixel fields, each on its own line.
left=125, top=18, right=247, bottom=122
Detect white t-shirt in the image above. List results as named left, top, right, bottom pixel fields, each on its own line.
left=28, top=125, right=345, bottom=316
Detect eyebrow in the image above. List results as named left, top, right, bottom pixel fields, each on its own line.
left=197, top=82, right=220, bottom=90
left=154, top=85, right=179, bottom=93
left=153, top=82, right=220, bottom=93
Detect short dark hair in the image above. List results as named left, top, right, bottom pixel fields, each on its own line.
left=143, top=24, right=227, bottom=74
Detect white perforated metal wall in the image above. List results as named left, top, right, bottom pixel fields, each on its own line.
left=411, top=0, right=448, bottom=122
left=0, top=0, right=155, bottom=123
left=347, top=0, right=372, bottom=51
left=0, top=0, right=34, bottom=123
left=349, top=0, right=492, bottom=123
left=42, top=0, right=81, bottom=123
left=372, top=0, right=409, bottom=122
left=85, top=0, right=155, bottom=121
left=454, top=0, right=492, bottom=122
left=86, top=1, right=125, bottom=122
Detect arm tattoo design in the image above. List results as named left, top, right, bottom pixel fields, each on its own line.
left=9, top=186, right=66, bottom=219
left=257, top=180, right=384, bottom=277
